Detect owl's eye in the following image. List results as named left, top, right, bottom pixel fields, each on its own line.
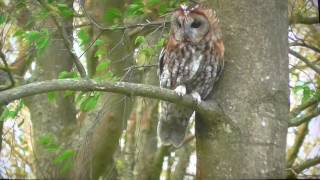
left=191, top=21, right=201, bottom=28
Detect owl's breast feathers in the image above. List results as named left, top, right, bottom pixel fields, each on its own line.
left=160, top=36, right=224, bottom=99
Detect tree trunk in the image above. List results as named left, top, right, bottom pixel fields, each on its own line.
left=196, top=0, right=289, bottom=179
left=24, top=1, right=77, bottom=178
left=71, top=0, right=137, bottom=179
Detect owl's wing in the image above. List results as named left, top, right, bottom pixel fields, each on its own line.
left=158, top=48, right=165, bottom=76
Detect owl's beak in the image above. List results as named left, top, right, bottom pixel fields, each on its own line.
left=183, top=33, right=191, bottom=42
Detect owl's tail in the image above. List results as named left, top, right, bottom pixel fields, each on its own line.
left=158, top=101, right=194, bottom=147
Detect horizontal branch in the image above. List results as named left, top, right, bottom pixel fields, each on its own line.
left=289, top=16, right=319, bottom=25
left=290, top=42, right=320, bottom=54
left=0, top=79, right=223, bottom=117
left=289, top=49, right=320, bottom=75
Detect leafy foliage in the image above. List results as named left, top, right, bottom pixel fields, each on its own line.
left=39, top=134, right=75, bottom=174
left=0, top=101, right=24, bottom=122
left=77, top=92, right=101, bottom=112
left=15, top=29, right=50, bottom=55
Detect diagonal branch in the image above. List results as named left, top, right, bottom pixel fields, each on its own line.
left=0, top=79, right=223, bottom=117
left=287, top=122, right=308, bottom=167
left=289, top=49, right=320, bottom=75
left=288, top=155, right=320, bottom=178
left=289, top=107, right=320, bottom=127
left=290, top=96, right=320, bottom=119
left=290, top=42, right=320, bottom=54
left=36, top=0, right=87, bottom=78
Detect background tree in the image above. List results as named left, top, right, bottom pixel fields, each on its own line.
left=0, top=0, right=319, bottom=179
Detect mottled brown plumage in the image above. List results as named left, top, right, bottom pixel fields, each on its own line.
left=158, top=5, right=224, bottom=147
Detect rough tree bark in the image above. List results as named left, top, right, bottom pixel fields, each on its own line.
left=196, top=1, right=289, bottom=179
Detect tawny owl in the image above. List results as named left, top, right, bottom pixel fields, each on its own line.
left=158, top=5, right=225, bottom=147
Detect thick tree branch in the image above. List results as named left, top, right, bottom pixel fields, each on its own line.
left=289, top=49, right=320, bottom=75
left=0, top=79, right=223, bottom=117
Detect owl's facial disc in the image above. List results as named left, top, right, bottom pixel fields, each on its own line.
left=172, top=14, right=209, bottom=43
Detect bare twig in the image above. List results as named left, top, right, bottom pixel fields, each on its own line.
left=289, top=49, right=320, bottom=75
left=0, top=50, right=15, bottom=90
left=290, top=96, right=320, bottom=119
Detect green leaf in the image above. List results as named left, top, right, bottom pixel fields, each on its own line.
left=0, top=101, right=24, bottom=121
left=58, top=71, right=79, bottom=79
left=159, top=4, right=170, bottom=15
left=13, top=30, right=25, bottom=37
left=95, top=48, right=107, bottom=58
left=77, top=29, right=90, bottom=46
left=24, top=31, right=41, bottom=42
left=80, top=93, right=101, bottom=112
left=94, top=39, right=104, bottom=47
left=126, top=3, right=145, bottom=16
left=146, top=0, right=160, bottom=7
left=302, top=86, right=314, bottom=103
left=36, top=29, right=50, bottom=53
left=57, top=3, right=74, bottom=18
left=23, top=29, right=50, bottom=54
left=141, top=47, right=154, bottom=57
left=64, top=90, right=75, bottom=97
left=135, top=36, right=145, bottom=45
left=96, top=61, right=110, bottom=73
left=53, top=149, right=75, bottom=165
left=0, top=108, right=11, bottom=122
left=0, top=15, right=6, bottom=25
left=61, top=160, right=74, bottom=174
left=39, top=134, right=59, bottom=152
left=104, top=8, right=122, bottom=23
left=156, top=38, right=165, bottom=48
left=47, top=92, right=57, bottom=102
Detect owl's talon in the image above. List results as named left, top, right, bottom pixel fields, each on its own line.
left=174, top=85, right=187, bottom=96
left=191, top=92, right=202, bottom=104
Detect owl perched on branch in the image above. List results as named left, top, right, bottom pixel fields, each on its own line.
left=158, top=5, right=224, bottom=147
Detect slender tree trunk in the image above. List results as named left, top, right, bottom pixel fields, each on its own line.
left=24, top=1, right=77, bottom=178
left=196, top=1, right=289, bottom=179
left=71, top=0, right=138, bottom=179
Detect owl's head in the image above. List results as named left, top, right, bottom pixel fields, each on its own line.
left=171, top=5, right=221, bottom=44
